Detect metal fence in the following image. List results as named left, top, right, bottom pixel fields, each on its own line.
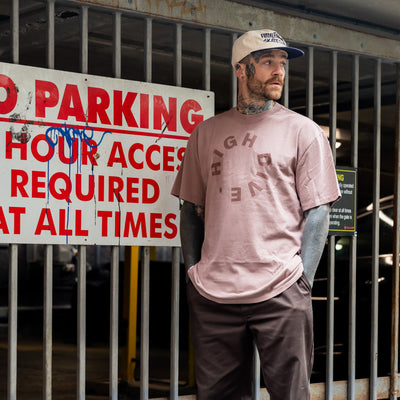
left=3, top=0, right=400, bottom=399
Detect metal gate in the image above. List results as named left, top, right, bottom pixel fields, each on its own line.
left=2, top=0, right=400, bottom=399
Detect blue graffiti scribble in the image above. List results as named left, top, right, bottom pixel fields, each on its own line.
left=44, top=123, right=112, bottom=243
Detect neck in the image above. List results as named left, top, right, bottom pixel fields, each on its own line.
left=236, top=97, right=274, bottom=115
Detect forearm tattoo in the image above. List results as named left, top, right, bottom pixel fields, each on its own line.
left=194, top=204, right=205, bottom=221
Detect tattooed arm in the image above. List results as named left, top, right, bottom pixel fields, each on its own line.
left=180, top=201, right=205, bottom=274
left=301, top=204, right=330, bottom=287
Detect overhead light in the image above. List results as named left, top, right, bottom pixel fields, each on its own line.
left=336, top=141, right=342, bottom=149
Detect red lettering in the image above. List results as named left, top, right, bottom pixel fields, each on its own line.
left=58, top=137, right=78, bottom=164
left=180, top=99, right=203, bottom=134
left=82, top=139, right=98, bottom=166
left=88, top=87, right=111, bottom=125
left=76, top=174, right=95, bottom=201
left=146, top=145, right=160, bottom=171
left=163, top=146, right=175, bottom=172
left=164, top=213, right=178, bottom=239
left=49, top=172, right=71, bottom=202
left=0, top=206, right=9, bottom=234
left=114, top=91, right=138, bottom=127
left=126, top=177, right=139, bottom=203
left=140, top=94, right=149, bottom=129
left=6, top=131, right=27, bottom=160
left=142, top=179, right=159, bottom=204
left=9, top=207, right=25, bottom=234
left=31, top=134, right=54, bottom=162
left=32, top=170, right=46, bottom=198
left=109, top=177, right=124, bottom=202
left=35, top=80, right=59, bottom=118
left=154, top=96, right=177, bottom=132
left=115, top=211, right=120, bottom=237
left=123, top=212, right=147, bottom=237
left=0, top=75, right=17, bottom=114
left=150, top=213, right=162, bottom=238
left=98, top=210, right=113, bottom=236
left=75, top=210, right=88, bottom=236
left=107, top=141, right=127, bottom=167
left=128, top=143, right=144, bottom=169
left=98, top=175, right=105, bottom=201
left=11, top=169, right=29, bottom=197
left=35, top=208, right=57, bottom=235
left=59, top=209, right=73, bottom=236
left=57, top=84, right=85, bottom=122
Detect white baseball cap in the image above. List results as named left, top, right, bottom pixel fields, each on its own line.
left=232, top=29, right=304, bottom=66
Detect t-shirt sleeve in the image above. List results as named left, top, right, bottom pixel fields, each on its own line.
left=296, top=131, right=341, bottom=211
left=171, top=128, right=206, bottom=206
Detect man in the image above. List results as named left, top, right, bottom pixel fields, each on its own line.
left=171, top=29, right=341, bottom=400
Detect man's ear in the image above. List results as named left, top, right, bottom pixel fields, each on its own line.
left=234, top=63, right=245, bottom=79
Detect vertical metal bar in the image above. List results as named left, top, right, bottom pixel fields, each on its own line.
left=80, top=5, right=89, bottom=74
left=110, top=246, right=120, bottom=400
left=47, top=0, right=55, bottom=69
left=8, top=244, right=18, bottom=400
left=203, top=28, right=211, bottom=91
left=140, top=246, right=150, bottom=400
left=43, top=244, right=53, bottom=400
left=283, top=61, right=289, bottom=108
left=77, top=246, right=86, bottom=400
left=11, top=0, right=19, bottom=64
left=306, top=47, right=314, bottom=119
left=231, top=33, right=238, bottom=108
left=113, top=11, right=122, bottom=79
left=326, top=50, right=337, bottom=400
left=348, top=54, right=359, bottom=400
left=170, top=247, right=181, bottom=400
left=144, top=18, right=152, bottom=83
left=174, top=23, right=182, bottom=87
left=370, top=58, right=381, bottom=400
left=390, top=63, right=400, bottom=400
left=253, top=344, right=260, bottom=400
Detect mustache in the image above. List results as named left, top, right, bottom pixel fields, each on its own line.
left=265, top=77, right=284, bottom=85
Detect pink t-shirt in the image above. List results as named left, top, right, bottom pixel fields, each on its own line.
left=172, top=103, right=341, bottom=304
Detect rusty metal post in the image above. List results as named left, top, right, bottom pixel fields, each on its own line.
left=390, top=64, right=400, bottom=400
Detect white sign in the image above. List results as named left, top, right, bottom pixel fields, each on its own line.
left=0, top=62, right=214, bottom=246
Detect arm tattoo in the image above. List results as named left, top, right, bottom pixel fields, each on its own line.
left=194, top=204, right=205, bottom=221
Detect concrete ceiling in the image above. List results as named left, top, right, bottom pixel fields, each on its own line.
left=234, top=0, right=400, bottom=39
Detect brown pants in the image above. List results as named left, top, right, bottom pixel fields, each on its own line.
left=187, top=274, right=313, bottom=400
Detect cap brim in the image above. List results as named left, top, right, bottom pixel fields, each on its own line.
left=265, top=46, right=304, bottom=59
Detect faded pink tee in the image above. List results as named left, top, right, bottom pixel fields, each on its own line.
left=172, top=103, right=341, bottom=304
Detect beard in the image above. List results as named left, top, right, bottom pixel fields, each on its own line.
left=246, top=76, right=284, bottom=101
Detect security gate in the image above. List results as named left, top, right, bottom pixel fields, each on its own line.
left=2, top=1, right=400, bottom=399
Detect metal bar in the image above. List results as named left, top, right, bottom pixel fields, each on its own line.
left=203, top=28, right=211, bottom=91
left=231, top=33, right=238, bottom=108
left=283, top=60, right=289, bottom=108
left=170, top=247, right=181, bottom=400
left=306, top=47, right=314, bottom=120
left=77, top=245, right=87, bottom=400
left=7, top=244, right=18, bottom=400
left=390, top=63, right=400, bottom=400
left=11, top=0, right=18, bottom=64
left=140, top=246, right=150, bottom=400
left=110, top=246, right=120, bottom=400
left=144, top=18, right=152, bottom=83
left=253, top=344, right=261, bottom=400
left=43, top=244, right=53, bottom=400
left=80, top=5, right=89, bottom=74
left=348, top=54, right=359, bottom=400
left=113, top=11, right=122, bottom=79
left=174, top=23, right=182, bottom=87
left=326, top=50, right=338, bottom=400
left=47, top=0, right=55, bottom=69
left=370, top=58, right=381, bottom=400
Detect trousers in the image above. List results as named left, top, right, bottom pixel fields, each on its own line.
left=186, top=274, right=314, bottom=400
